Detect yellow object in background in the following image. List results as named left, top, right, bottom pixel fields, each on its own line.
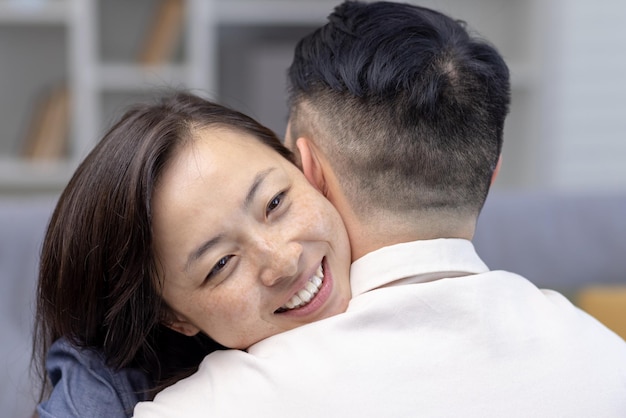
left=577, top=286, right=626, bottom=341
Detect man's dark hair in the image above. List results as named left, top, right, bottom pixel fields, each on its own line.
left=287, top=0, right=510, bottom=216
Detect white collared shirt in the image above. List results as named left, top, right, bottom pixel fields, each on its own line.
left=135, top=239, right=626, bottom=418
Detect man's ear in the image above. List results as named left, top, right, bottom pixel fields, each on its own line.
left=491, top=154, right=502, bottom=186
left=162, top=310, right=201, bottom=337
left=296, top=137, right=327, bottom=194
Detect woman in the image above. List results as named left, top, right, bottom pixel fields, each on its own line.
left=33, top=92, right=352, bottom=417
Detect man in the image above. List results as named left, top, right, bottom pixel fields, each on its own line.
left=134, top=2, right=626, bottom=416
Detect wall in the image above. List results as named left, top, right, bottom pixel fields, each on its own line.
left=543, top=0, right=626, bottom=192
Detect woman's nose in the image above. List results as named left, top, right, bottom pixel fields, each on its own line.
left=256, top=238, right=302, bottom=287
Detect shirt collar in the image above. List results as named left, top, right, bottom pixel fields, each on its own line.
left=349, top=238, right=489, bottom=296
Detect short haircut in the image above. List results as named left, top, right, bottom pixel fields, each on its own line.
left=287, top=1, right=510, bottom=216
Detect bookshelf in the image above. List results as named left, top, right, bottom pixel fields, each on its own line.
left=0, top=0, right=542, bottom=192
left=0, top=0, right=212, bottom=192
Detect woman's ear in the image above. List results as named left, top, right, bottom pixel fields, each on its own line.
left=162, top=310, right=201, bottom=337
left=296, top=137, right=327, bottom=194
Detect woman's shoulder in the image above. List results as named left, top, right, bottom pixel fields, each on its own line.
left=38, top=337, right=151, bottom=418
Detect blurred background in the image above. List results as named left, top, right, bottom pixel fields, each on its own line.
left=0, top=0, right=625, bottom=193
left=0, top=0, right=624, bottom=416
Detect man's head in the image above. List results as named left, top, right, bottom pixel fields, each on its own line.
left=286, top=1, right=510, bottom=256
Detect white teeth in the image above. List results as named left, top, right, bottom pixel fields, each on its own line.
left=297, top=289, right=312, bottom=301
left=289, top=295, right=303, bottom=308
left=279, top=262, right=324, bottom=311
left=311, top=276, right=322, bottom=288
left=305, top=281, right=318, bottom=294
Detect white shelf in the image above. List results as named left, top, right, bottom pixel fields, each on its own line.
left=97, top=63, right=191, bottom=92
left=0, top=157, right=75, bottom=190
left=216, top=0, right=338, bottom=25
left=0, top=0, right=209, bottom=192
left=0, top=0, right=542, bottom=192
left=0, top=0, right=70, bottom=24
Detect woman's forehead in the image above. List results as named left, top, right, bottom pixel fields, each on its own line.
left=158, top=129, right=291, bottom=205
left=186, top=126, right=274, bottom=158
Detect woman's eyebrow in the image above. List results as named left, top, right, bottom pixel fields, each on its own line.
left=242, top=168, right=275, bottom=211
left=185, top=234, right=223, bottom=274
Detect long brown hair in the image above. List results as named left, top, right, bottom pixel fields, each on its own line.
left=33, top=91, right=294, bottom=399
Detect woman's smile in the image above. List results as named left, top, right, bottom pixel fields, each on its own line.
left=275, top=258, right=329, bottom=315
left=279, top=262, right=323, bottom=311
left=152, top=126, right=352, bottom=349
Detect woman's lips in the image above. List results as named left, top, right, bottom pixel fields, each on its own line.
left=275, top=258, right=329, bottom=314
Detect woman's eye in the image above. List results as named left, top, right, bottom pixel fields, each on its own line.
left=266, top=192, right=285, bottom=215
left=207, top=255, right=233, bottom=280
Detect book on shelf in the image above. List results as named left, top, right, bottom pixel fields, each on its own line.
left=138, top=0, right=186, bottom=65
left=20, top=84, right=70, bottom=161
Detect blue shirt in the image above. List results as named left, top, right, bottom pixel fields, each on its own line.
left=38, top=338, right=151, bottom=418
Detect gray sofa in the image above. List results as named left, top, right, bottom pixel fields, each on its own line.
left=1, top=194, right=58, bottom=417
left=1, top=191, right=625, bottom=416
left=474, top=191, right=626, bottom=292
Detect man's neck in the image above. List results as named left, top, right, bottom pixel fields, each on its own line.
left=345, top=209, right=477, bottom=262
left=320, top=174, right=477, bottom=262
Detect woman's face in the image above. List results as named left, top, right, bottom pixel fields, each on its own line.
left=152, top=127, right=352, bottom=349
